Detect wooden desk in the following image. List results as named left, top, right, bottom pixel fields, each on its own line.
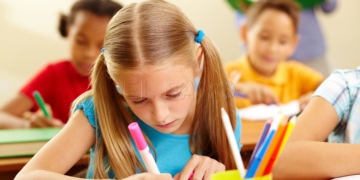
left=0, top=120, right=265, bottom=176
left=241, top=120, right=266, bottom=151
left=0, top=153, right=90, bottom=172
left=0, top=154, right=90, bottom=180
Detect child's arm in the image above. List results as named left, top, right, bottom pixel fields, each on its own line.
left=15, top=110, right=95, bottom=180
left=15, top=110, right=173, bottom=180
left=297, top=91, right=313, bottom=110
left=0, top=94, right=63, bottom=129
left=273, top=97, right=360, bottom=179
left=0, top=112, right=29, bottom=128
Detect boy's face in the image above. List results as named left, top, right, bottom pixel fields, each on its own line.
left=243, top=8, right=298, bottom=76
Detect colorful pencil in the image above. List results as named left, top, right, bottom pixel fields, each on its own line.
left=33, top=91, right=51, bottom=119
left=245, top=114, right=282, bottom=178
left=247, top=118, right=273, bottom=168
left=255, top=117, right=288, bottom=176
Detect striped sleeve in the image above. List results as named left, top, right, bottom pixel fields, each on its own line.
left=312, top=70, right=351, bottom=122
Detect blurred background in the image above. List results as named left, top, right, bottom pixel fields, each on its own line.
left=0, top=0, right=359, bottom=106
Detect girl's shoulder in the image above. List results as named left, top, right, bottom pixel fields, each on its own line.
left=74, top=97, right=96, bottom=128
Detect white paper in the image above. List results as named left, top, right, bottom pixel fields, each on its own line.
left=238, top=100, right=300, bottom=121
left=333, top=175, right=360, bottom=180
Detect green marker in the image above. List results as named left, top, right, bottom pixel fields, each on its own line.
left=33, top=91, right=52, bottom=119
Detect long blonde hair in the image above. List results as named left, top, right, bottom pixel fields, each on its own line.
left=74, top=0, right=237, bottom=178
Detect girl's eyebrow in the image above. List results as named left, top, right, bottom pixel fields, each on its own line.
left=125, top=82, right=186, bottom=98
left=166, top=82, right=185, bottom=93
left=126, top=95, right=142, bottom=99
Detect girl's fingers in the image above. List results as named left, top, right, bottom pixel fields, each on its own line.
left=203, top=159, right=222, bottom=180
left=30, top=116, right=48, bottom=127
left=179, top=155, right=199, bottom=180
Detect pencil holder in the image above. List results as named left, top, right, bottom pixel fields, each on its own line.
left=211, top=170, right=272, bottom=180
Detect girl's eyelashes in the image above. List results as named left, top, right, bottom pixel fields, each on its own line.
left=133, top=98, right=147, bottom=104
left=166, top=92, right=181, bottom=99
left=132, top=92, right=182, bottom=104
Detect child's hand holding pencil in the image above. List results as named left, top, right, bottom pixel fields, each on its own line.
left=23, top=105, right=64, bottom=128
left=23, top=91, right=64, bottom=128
left=229, top=70, right=279, bottom=105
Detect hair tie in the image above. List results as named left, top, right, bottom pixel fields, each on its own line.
left=194, top=30, right=205, bottom=43
left=101, top=47, right=105, bottom=53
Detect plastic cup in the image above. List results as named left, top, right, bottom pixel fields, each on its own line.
left=211, top=170, right=272, bottom=180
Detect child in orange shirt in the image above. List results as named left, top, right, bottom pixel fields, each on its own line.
left=225, top=0, right=324, bottom=110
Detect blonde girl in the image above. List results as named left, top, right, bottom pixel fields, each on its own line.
left=16, top=1, right=241, bottom=179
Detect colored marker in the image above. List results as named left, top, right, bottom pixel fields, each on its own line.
left=245, top=114, right=282, bottom=178
left=221, top=108, right=246, bottom=178
left=264, top=116, right=296, bottom=174
left=233, top=91, right=247, bottom=98
left=230, top=71, right=247, bottom=98
left=188, top=172, right=194, bottom=180
left=247, top=119, right=272, bottom=168
left=32, top=91, right=51, bottom=119
left=255, top=117, right=288, bottom=176
left=128, top=122, right=160, bottom=174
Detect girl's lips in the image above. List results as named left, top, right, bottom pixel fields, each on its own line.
left=156, top=120, right=176, bottom=128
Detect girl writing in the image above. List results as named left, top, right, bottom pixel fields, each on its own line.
left=16, top=1, right=241, bottom=180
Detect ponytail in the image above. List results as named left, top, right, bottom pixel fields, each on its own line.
left=91, top=53, right=145, bottom=178
left=191, top=36, right=237, bottom=169
left=58, top=13, right=68, bottom=38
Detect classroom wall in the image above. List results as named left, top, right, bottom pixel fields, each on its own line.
left=0, top=0, right=359, bottom=106
left=317, top=1, right=360, bottom=69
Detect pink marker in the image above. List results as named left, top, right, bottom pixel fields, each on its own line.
left=128, top=122, right=160, bottom=174
left=188, top=172, right=194, bottom=179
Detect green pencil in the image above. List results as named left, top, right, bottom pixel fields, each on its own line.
left=32, top=91, right=52, bottom=119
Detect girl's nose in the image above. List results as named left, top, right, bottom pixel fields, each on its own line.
left=151, top=100, right=170, bottom=123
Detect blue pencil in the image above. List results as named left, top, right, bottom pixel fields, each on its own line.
left=245, top=129, right=276, bottom=178
left=233, top=91, right=247, bottom=98
left=245, top=114, right=282, bottom=178
left=247, top=119, right=272, bottom=168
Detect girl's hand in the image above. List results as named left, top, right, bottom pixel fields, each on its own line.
left=122, top=173, right=173, bottom=180
left=174, top=154, right=225, bottom=180
left=23, top=104, right=64, bottom=128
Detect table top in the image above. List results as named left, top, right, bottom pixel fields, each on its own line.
left=241, top=119, right=266, bottom=151
left=0, top=154, right=90, bottom=172
left=0, top=119, right=265, bottom=172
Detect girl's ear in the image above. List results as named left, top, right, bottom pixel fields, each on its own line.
left=195, top=46, right=203, bottom=76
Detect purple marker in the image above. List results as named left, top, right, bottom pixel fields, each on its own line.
left=247, top=119, right=272, bottom=168
left=233, top=91, right=247, bottom=98
left=128, top=122, right=160, bottom=174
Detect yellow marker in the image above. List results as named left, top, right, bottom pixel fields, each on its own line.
left=278, top=116, right=296, bottom=156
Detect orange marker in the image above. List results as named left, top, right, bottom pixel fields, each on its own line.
left=263, top=116, right=296, bottom=174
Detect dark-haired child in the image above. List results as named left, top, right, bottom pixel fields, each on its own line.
left=0, top=0, right=122, bottom=128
